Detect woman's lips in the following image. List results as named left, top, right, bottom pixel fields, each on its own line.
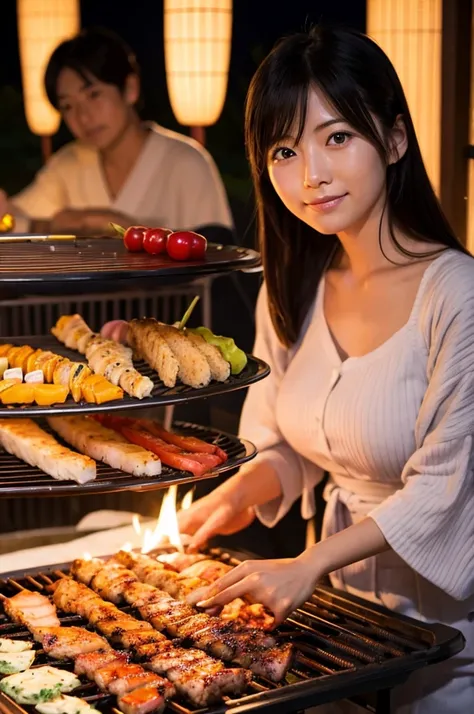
left=305, top=194, right=347, bottom=212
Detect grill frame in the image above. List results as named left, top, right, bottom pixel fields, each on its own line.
left=0, top=336, right=270, bottom=416
left=0, top=547, right=464, bottom=714
left=0, top=421, right=255, bottom=498
left=0, top=239, right=261, bottom=289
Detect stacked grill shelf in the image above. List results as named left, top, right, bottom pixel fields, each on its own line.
left=0, top=235, right=266, bottom=497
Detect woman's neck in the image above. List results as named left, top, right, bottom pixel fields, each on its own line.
left=334, top=194, right=430, bottom=282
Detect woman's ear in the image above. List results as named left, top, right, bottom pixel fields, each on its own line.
left=388, top=114, right=408, bottom=165
left=124, top=73, right=140, bottom=106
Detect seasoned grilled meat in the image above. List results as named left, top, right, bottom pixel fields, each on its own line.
left=35, top=626, right=111, bottom=658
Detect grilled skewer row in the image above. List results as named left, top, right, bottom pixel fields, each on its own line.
left=52, top=315, right=153, bottom=400
left=1, top=588, right=173, bottom=714
left=52, top=577, right=251, bottom=707
left=0, top=343, right=122, bottom=404
left=71, top=556, right=293, bottom=682
left=117, top=548, right=275, bottom=629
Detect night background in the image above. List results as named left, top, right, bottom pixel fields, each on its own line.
left=0, top=0, right=366, bottom=215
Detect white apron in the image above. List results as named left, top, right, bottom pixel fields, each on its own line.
left=316, top=474, right=474, bottom=713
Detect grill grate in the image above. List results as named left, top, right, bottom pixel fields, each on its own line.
left=0, top=421, right=255, bottom=498
left=0, top=336, right=270, bottom=417
left=0, top=548, right=464, bottom=714
left=0, top=239, right=261, bottom=284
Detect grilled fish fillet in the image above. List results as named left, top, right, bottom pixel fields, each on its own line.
left=0, top=418, right=96, bottom=484
left=47, top=416, right=161, bottom=477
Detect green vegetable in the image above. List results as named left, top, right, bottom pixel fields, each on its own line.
left=189, top=326, right=248, bottom=375
left=0, top=661, right=17, bottom=674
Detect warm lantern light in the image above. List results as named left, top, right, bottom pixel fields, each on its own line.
left=164, top=0, right=232, bottom=128
left=467, top=9, right=474, bottom=255
left=367, top=0, right=442, bottom=194
left=17, top=0, right=80, bottom=137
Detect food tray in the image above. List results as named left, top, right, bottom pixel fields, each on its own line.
left=0, top=237, right=262, bottom=297
left=0, top=421, right=256, bottom=498
left=0, top=547, right=465, bottom=714
left=0, top=336, right=270, bottom=416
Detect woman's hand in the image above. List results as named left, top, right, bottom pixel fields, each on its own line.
left=178, top=488, right=256, bottom=552
left=196, top=556, right=319, bottom=627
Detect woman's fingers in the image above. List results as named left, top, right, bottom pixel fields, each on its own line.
left=196, top=561, right=256, bottom=604
left=196, top=575, right=256, bottom=609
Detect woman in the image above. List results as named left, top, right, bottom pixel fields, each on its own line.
left=177, top=26, right=474, bottom=712
left=1, top=28, right=232, bottom=235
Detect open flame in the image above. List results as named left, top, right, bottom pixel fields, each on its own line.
left=130, top=486, right=193, bottom=555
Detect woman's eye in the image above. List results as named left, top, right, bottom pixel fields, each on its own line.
left=59, top=104, right=71, bottom=114
left=89, top=89, right=101, bottom=99
left=327, top=132, right=352, bottom=146
left=272, top=147, right=296, bottom=162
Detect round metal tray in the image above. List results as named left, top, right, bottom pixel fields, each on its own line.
left=0, top=420, right=256, bottom=498
left=0, top=335, right=270, bottom=416
left=0, top=236, right=261, bottom=297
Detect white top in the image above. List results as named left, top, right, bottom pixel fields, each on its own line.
left=11, top=123, right=233, bottom=232
left=239, top=249, right=474, bottom=601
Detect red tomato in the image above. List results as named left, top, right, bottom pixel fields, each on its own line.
left=166, top=231, right=207, bottom=261
left=143, top=227, right=172, bottom=255
left=123, top=226, right=147, bottom=252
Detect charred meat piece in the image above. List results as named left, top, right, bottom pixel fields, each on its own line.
left=74, top=651, right=129, bottom=679
left=35, top=626, right=111, bottom=658
left=117, top=684, right=168, bottom=714
left=3, top=590, right=60, bottom=630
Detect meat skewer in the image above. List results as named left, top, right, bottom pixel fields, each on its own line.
left=93, top=414, right=226, bottom=478
left=52, top=314, right=153, bottom=400
left=53, top=577, right=251, bottom=706
left=2, top=588, right=172, bottom=714
left=71, top=556, right=293, bottom=682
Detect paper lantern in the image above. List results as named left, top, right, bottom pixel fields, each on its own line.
left=164, top=0, right=232, bottom=127
left=367, top=0, right=442, bottom=194
left=17, top=0, right=80, bottom=136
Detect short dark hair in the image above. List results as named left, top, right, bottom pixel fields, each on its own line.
left=245, top=25, right=467, bottom=347
left=45, top=27, right=140, bottom=108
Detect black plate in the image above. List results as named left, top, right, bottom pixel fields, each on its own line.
left=0, top=335, right=270, bottom=416
left=0, top=235, right=261, bottom=297
left=0, top=421, right=256, bottom=498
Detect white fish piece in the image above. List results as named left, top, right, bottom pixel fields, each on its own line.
left=0, top=419, right=96, bottom=484
left=0, top=638, right=33, bottom=653
left=36, top=694, right=97, bottom=714
left=47, top=416, right=161, bottom=477
left=25, top=370, right=44, bottom=384
left=4, top=367, right=22, bottom=382
left=0, top=651, right=36, bottom=674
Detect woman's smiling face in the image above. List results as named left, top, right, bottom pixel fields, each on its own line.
left=267, top=87, right=389, bottom=237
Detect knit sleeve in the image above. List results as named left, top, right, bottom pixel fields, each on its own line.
left=239, top=285, right=324, bottom=527
left=370, top=254, right=474, bottom=600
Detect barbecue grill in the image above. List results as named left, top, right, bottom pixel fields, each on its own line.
left=0, top=236, right=464, bottom=712
left=0, top=547, right=464, bottom=714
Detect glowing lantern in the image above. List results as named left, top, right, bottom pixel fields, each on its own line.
left=164, top=0, right=232, bottom=142
left=17, top=0, right=80, bottom=155
left=367, top=0, right=442, bottom=194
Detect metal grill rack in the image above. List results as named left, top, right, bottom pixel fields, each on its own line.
left=0, top=548, right=464, bottom=714
left=0, top=422, right=255, bottom=498
left=0, top=336, right=269, bottom=417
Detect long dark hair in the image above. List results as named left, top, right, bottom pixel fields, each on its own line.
left=45, top=28, right=140, bottom=109
left=245, top=25, right=466, bottom=347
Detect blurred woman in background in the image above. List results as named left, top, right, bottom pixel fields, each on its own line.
left=0, top=28, right=232, bottom=235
